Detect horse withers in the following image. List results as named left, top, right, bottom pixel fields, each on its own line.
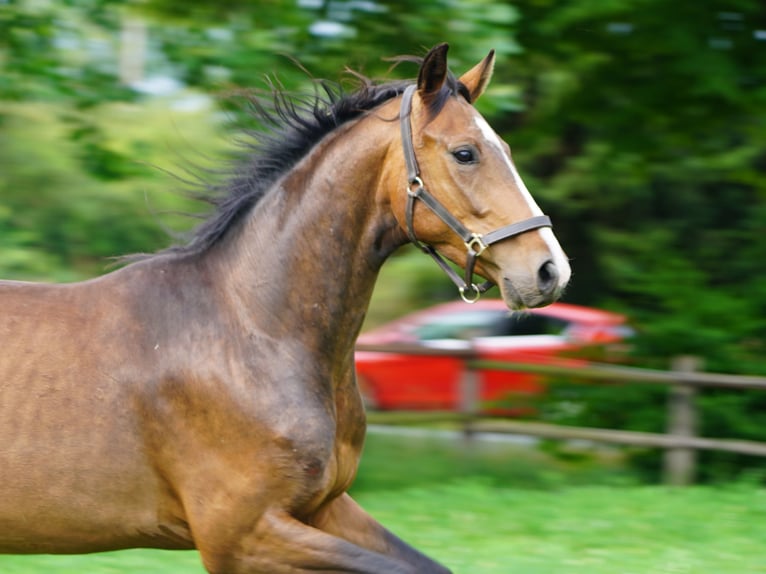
left=0, top=44, right=569, bottom=573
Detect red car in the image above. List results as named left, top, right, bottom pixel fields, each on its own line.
left=355, top=300, right=630, bottom=413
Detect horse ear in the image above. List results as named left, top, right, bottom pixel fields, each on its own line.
left=459, top=49, right=496, bottom=103
left=417, top=43, right=449, bottom=104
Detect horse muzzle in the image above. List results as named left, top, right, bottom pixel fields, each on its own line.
left=499, top=253, right=571, bottom=309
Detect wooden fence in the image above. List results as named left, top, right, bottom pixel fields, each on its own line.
left=356, top=342, right=766, bottom=485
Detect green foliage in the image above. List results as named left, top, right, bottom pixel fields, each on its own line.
left=1, top=0, right=765, bottom=483
left=0, top=101, right=226, bottom=280
left=497, top=0, right=766, bottom=482
left=364, top=248, right=460, bottom=329
left=504, top=0, right=766, bottom=370
left=353, top=430, right=632, bottom=492
left=537, top=376, right=766, bottom=483
left=0, top=0, right=133, bottom=105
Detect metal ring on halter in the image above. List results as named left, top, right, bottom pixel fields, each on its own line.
left=459, top=283, right=482, bottom=304
left=407, top=176, right=424, bottom=196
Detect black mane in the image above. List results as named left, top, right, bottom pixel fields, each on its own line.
left=161, top=65, right=466, bottom=258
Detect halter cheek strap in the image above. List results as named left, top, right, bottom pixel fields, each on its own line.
left=399, top=84, right=552, bottom=303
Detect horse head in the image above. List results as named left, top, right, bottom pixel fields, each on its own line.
left=390, top=43, right=571, bottom=309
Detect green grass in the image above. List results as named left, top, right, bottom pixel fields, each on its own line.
left=359, top=481, right=766, bottom=574
left=2, top=432, right=765, bottom=573
left=0, top=551, right=206, bottom=573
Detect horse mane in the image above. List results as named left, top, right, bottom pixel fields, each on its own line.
left=152, top=60, right=467, bottom=259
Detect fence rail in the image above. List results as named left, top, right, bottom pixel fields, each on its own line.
left=355, top=342, right=766, bottom=484
left=470, top=358, right=766, bottom=390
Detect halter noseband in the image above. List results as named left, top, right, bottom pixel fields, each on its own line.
left=399, top=84, right=553, bottom=303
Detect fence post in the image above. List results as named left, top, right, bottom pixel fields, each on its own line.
left=459, top=345, right=479, bottom=439
left=663, top=355, right=702, bottom=485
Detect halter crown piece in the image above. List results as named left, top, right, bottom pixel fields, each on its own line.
left=399, top=84, right=553, bottom=303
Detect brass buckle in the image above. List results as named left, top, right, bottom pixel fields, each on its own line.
left=465, top=233, right=488, bottom=257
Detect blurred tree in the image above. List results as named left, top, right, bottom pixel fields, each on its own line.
left=2, top=0, right=764, bottom=361
left=0, top=0, right=524, bottom=280
left=500, top=0, right=766, bottom=372
left=0, top=0, right=134, bottom=104
left=135, top=0, right=520, bottom=85
left=508, top=0, right=766, bottom=481
left=2, top=0, right=766, bottom=480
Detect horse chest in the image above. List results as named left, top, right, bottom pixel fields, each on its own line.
left=142, top=340, right=366, bottom=511
left=264, top=365, right=367, bottom=512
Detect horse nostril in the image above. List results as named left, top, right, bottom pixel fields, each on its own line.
left=537, top=260, right=559, bottom=296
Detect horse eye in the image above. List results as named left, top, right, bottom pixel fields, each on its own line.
left=452, top=147, right=477, bottom=165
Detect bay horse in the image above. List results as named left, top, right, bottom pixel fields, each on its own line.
left=0, top=44, right=570, bottom=573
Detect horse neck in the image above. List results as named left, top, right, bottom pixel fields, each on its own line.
left=206, top=108, right=404, bottom=361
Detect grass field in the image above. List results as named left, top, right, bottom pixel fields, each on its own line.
left=2, top=431, right=765, bottom=573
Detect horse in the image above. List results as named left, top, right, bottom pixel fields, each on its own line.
left=0, top=44, right=570, bottom=573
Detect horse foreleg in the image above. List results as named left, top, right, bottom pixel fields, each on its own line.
left=310, top=492, right=452, bottom=574
left=196, top=508, right=426, bottom=574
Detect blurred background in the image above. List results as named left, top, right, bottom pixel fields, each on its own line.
left=1, top=1, right=766, bottom=571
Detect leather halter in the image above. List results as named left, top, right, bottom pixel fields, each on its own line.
left=399, top=84, right=553, bottom=303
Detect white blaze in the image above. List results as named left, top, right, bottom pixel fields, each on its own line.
left=473, top=115, right=571, bottom=286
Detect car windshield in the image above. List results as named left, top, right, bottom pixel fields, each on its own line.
left=413, top=310, right=569, bottom=341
